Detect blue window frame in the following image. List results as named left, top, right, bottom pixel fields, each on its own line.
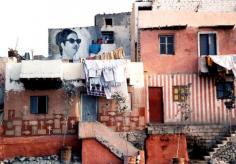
left=200, top=33, right=217, bottom=56
left=30, top=96, right=48, bottom=114
left=160, top=35, right=174, bottom=55
left=216, top=82, right=234, bottom=99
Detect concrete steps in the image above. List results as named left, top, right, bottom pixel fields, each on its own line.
left=78, top=121, right=139, bottom=158
left=203, top=130, right=236, bottom=163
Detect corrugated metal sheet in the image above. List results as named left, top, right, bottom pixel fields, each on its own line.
left=146, top=73, right=235, bottom=124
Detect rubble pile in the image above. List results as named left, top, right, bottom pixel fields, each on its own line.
left=211, top=142, right=236, bottom=164
left=0, top=154, right=81, bottom=164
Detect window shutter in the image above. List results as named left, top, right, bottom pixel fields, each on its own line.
left=200, top=34, right=209, bottom=55
left=30, top=96, right=38, bottom=114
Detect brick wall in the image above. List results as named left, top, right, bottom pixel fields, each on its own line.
left=3, top=89, right=79, bottom=137
left=98, top=97, right=146, bottom=132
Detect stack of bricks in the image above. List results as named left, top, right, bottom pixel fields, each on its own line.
left=98, top=97, right=146, bottom=132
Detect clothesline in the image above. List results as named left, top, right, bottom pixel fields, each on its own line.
left=83, top=59, right=128, bottom=100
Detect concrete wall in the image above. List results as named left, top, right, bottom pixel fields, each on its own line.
left=140, top=27, right=236, bottom=74
left=145, top=134, right=189, bottom=164
left=95, top=13, right=131, bottom=59
left=82, top=139, right=122, bottom=164
left=95, top=13, right=130, bottom=27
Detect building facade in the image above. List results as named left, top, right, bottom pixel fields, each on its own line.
left=95, top=12, right=131, bottom=59
left=132, top=0, right=236, bottom=125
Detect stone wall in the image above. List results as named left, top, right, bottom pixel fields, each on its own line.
left=211, top=142, right=236, bottom=163
left=118, top=131, right=147, bottom=150
left=148, top=124, right=229, bottom=151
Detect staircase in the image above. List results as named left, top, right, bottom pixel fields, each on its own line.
left=204, top=130, right=236, bottom=163
left=78, top=121, right=139, bottom=159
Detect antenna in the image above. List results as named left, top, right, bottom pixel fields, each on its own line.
left=15, top=37, right=19, bottom=50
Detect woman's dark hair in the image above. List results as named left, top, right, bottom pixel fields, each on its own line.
left=56, top=28, right=77, bottom=55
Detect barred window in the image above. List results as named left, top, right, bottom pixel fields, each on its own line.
left=173, top=86, right=188, bottom=102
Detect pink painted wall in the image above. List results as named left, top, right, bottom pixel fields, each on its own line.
left=3, top=89, right=79, bottom=137
left=4, top=89, right=79, bottom=120
left=145, top=73, right=236, bottom=124
left=82, top=139, right=122, bottom=164
left=140, top=27, right=236, bottom=74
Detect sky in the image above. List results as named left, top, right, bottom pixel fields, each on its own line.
left=0, top=0, right=134, bottom=57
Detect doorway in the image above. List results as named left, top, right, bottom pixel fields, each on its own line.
left=148, top=87, right=164, bottom=123
left=81, top=94, right=98, bottom=122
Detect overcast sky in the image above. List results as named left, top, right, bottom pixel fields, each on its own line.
left=0, top=0, right=133, bottom=57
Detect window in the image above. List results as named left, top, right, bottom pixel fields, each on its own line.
left=216, top=82, right=234, bottom=99
left=105, top=18, right=112, bottom=26
left=199, top=33, right=217, bottom=56
left=101, top=31, right=114, bottom=44
left=159, top=35, right=174, bottom=55
left=30, top=96, right=48, bottom=114
left=173, top=86, right=188, bottom=102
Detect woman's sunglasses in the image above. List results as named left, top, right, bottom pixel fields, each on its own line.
left=66, top=38, right=81, bottom=44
